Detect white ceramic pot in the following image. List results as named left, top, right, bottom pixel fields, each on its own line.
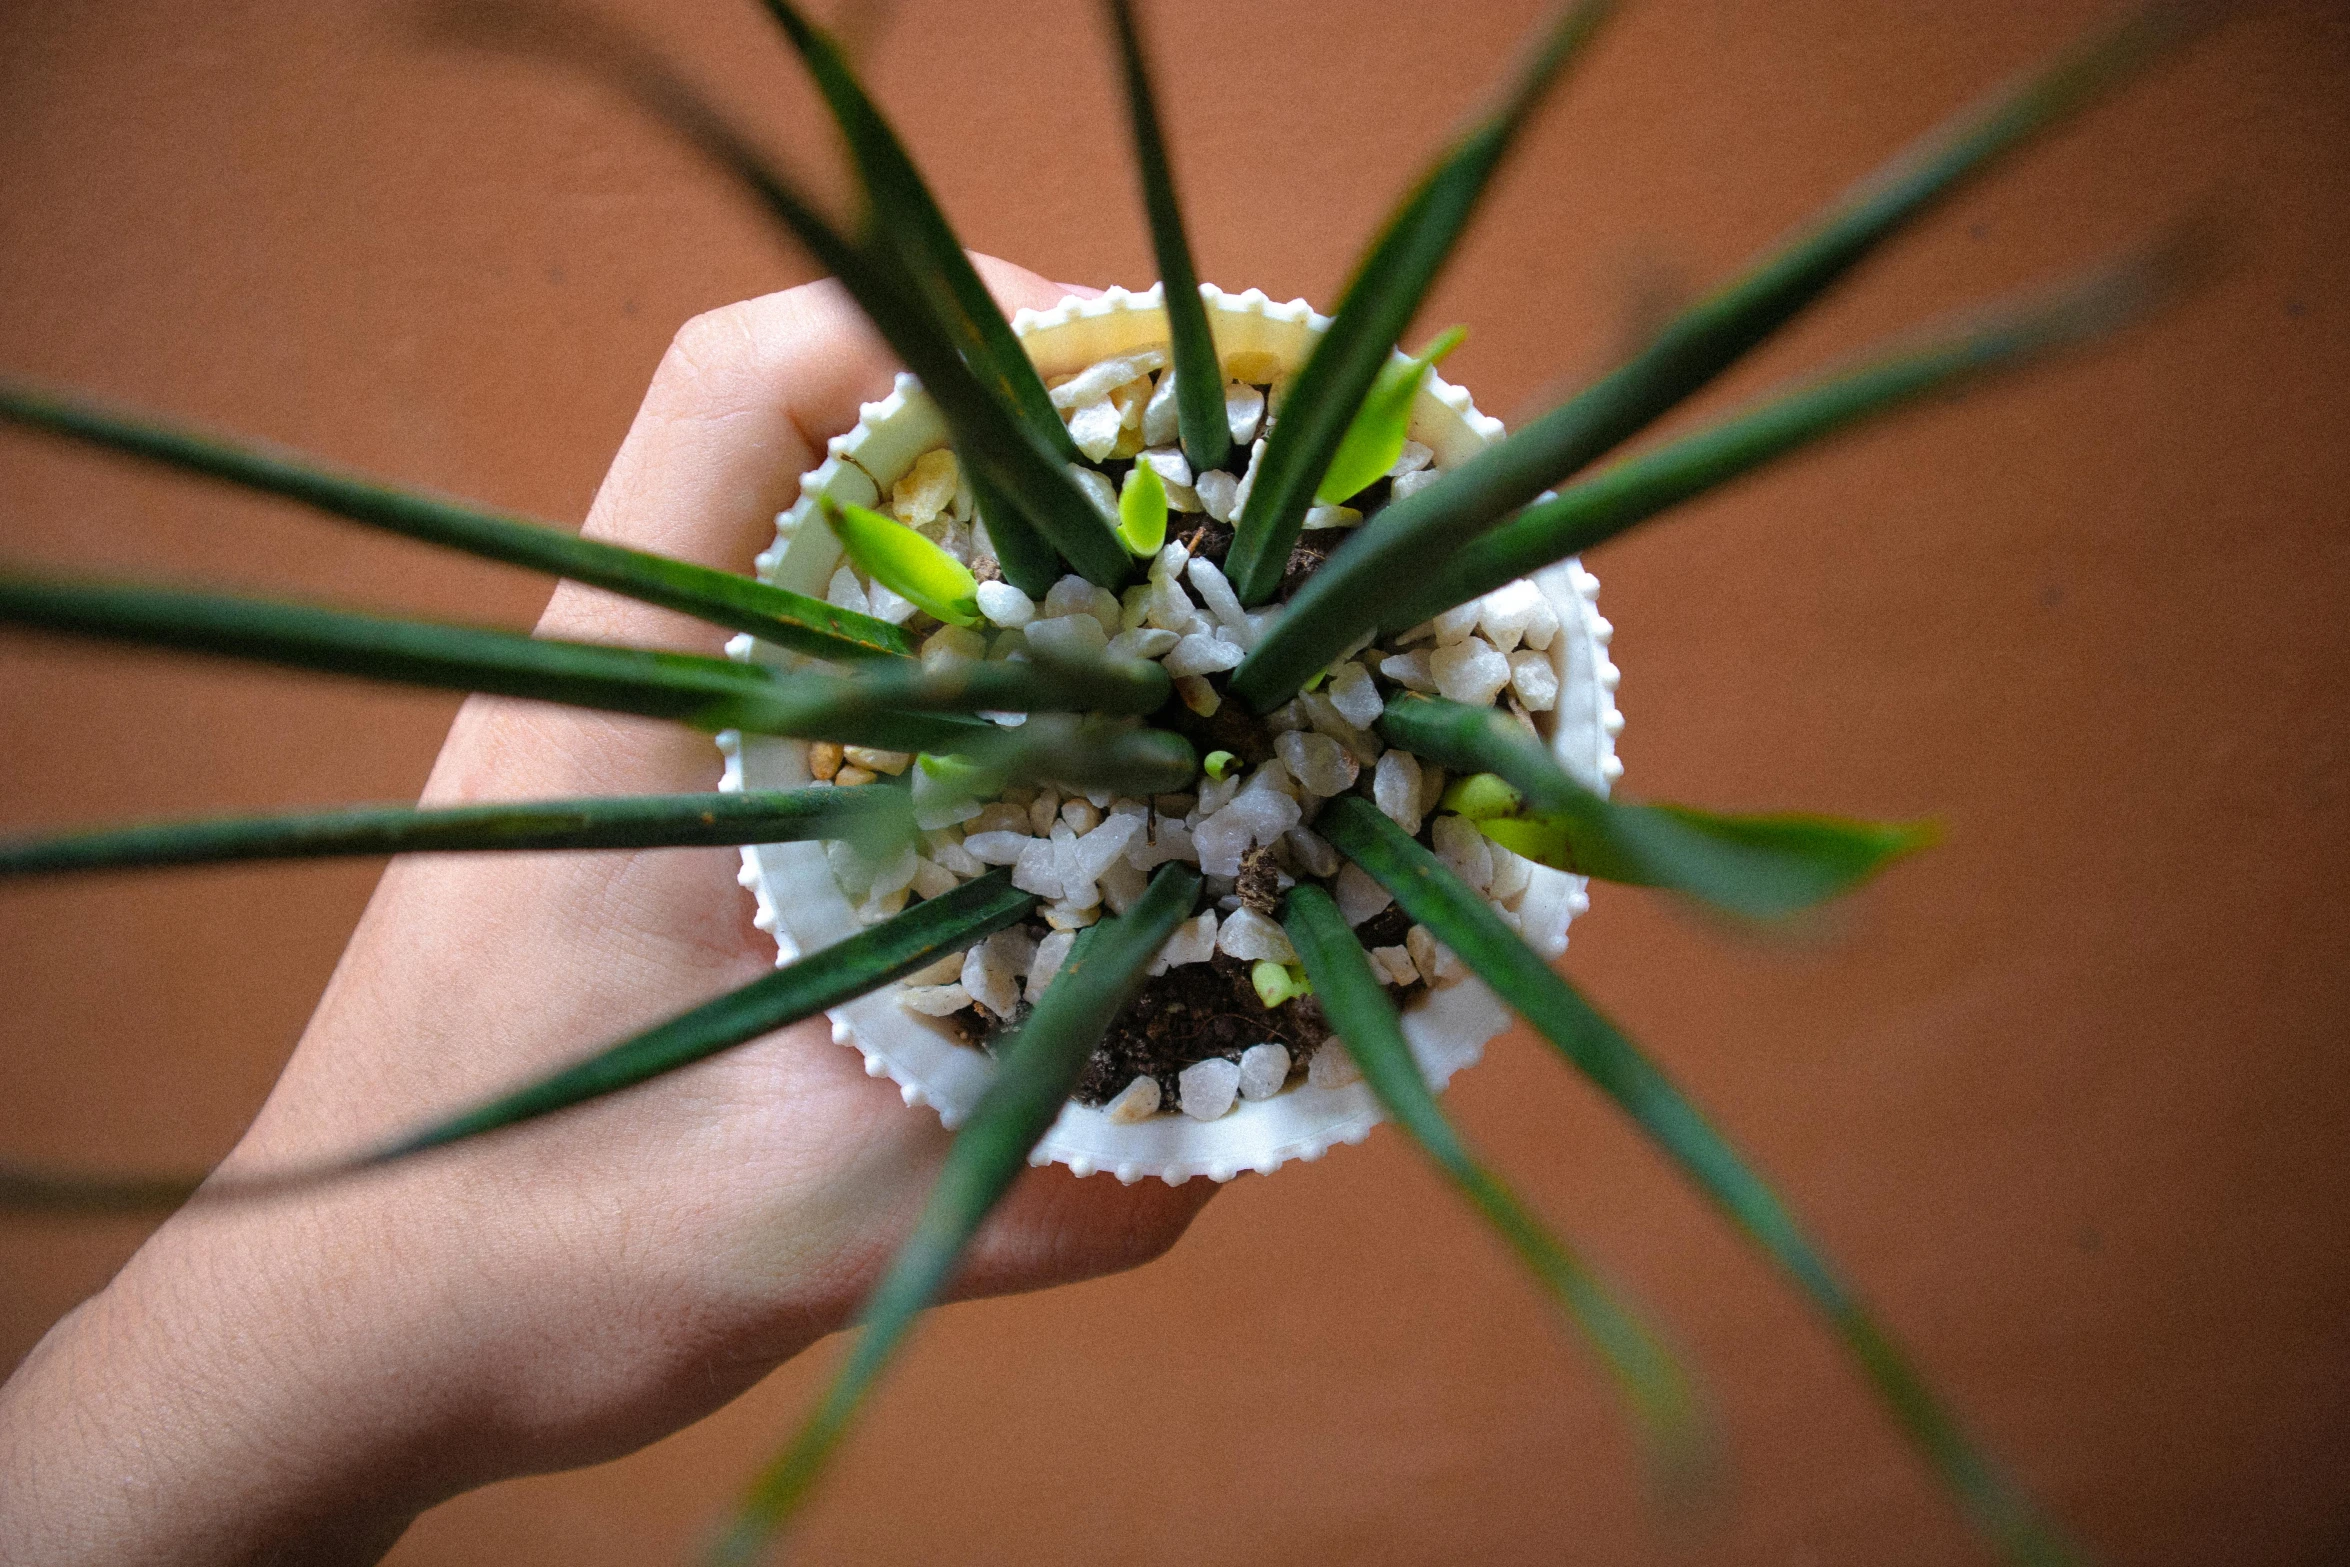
left=719, top=283, right=1622, bottom=1184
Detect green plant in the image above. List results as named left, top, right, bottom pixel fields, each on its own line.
left=0, top=1, right=2206, bottom=1561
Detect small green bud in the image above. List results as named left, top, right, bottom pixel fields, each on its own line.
left=1203, top=750, right=1237, bottom=780
left=1252, top=960, right=1312, bottom=1009
left=1440, top=772, right=1523, bottom=821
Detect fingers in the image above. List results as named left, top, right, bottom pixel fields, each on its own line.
left=544, top=278, right=896, bottom=652
left=469, top=255, right=1099, bottom=800
left=966, top=252, right=1092, bottom=317
left=947, top=1164, right=1219, bottom=1301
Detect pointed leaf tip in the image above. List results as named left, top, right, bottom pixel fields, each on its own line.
left=822, top=496, right=982, bottom=626
left=1314, top=326, right=1466, bottom=506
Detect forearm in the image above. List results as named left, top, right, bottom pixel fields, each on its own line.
left=0, top=1207, right=449, bottom=1566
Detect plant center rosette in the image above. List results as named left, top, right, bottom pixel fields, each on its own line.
left=722, top=284, right=1622, bottom=1183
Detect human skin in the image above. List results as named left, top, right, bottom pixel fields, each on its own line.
left=0, top=255, right=1215, bottom=1566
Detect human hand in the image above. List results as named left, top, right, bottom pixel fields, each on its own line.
left=0, top=256, right=1215, bottom=1566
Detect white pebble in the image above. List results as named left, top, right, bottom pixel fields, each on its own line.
left=1193, top=469, right=1238, bottom=523
left=902, top=950, right=966, bottom=987
left=1238, top=1043, right=1291, bottom=1100
left=1390, top=468, right=1443, bottom=502
left=1307, top=1041, right=1362, bottom=1089
left=910, top=857, right=960, bottom=900
left=1488, top=843, right=1532, bottom=907
left=1522, top=594, right=1561, bottom=652
left=1071, top=814, right=1143, bottom=888
left=1230, top=773, right=1303, bottom=838
left=1144, top=569, right=1199, bottom=630
left=1162, top=632, right=1244, bottom=678
left=1388, top=440, right=1433, bottom=477
left=1216, top=907, right=1297, bottom=964
left=1284, top=825, right=1340, bottom=878
left=1301, top=504, right=1360, bottom=530
left=1142, top=370, right=1181, bottom=446
left=1045, top=575, right=1122, bottom=637
left=1027, top=928, right=1077, bottom=996
left=1225, top=381, right=1264, bottom=445
left=1140, top=446, right=1193, bottom=487
left=1195, top=774, right=1240, bottom=818
left=1174, top=675, right=1221, bottom=717
left=1373, top=749, right=1425, bottom=835
left=1105, top=1075, right=1162, bottom=1124
left=1191, top=806, right=1254, bottom=878
left=1335, top=861, right=1393, bottom=927
left=1508, top=649, right=1559, bottom=711
left=969, top=803, right=1030, bottom=835
left=1107, top=627, right=1180, bottom=660
left=1432, top=813, right=1496, bottom=891
left=1326, top=661, right=1385, bottom=730
left=891, top=447, right=960, bottom=527
left=1275, top=730, right=1358, bottom=798
left=975, top=580, right=1035, bottom=628
left=1433, top=601, right=1482, bottom=645
left=962, top=941, right=1020, bottom=1017
left=1067, top=398, right=1123, bottom=461
left=865, top=581, right=917, bottom=625
left=1178, top=1057, right=1241, bottom=1121
left=1012, top=836, right=1064, bottom=898
left=1096, top=855, right=1148, bottom=913
left=1186, top=558, right=1249, bottom=633
left=1067, top=462, right=1120, bottom=520
left=961, top=830, right=1031, bottom=865
left=1371, top=945, right=1419, bottom=986
left=1230, top=437, right=1266, bottom=515
left=1299, top=691, right=1381, bottom=767
left=1479, top=580, right=1542, bottom=651
left=1050, top=349, right=1167, bottom=410
left=1153, top=909, right=1218, bottom=972
left=826, top=564, right=870, bottom=616
left=900, top=982, right=972, bottom=1017
left=1407, top=924, right=1466, bottom=986
left=1025, top=613, right=1111, bottom=660
left=922, top=623, right=988, bottom=665
left=1378, top=648, right=1439, bottom=694
left=1431, top=635, right=1512, bottom=707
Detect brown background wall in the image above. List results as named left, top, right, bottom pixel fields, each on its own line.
left=3, top=1, right=2345, bottom=1562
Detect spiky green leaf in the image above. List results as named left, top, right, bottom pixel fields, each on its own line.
left=715, top=862, right=1203, bottom=1561
left=442, top=4, right=1125, bottom=586
left=752, top=0, right=1082, bottom=467
left=0, top=872, right=1036, bottom=1211
left=1381, top=249, right=2178, bottom=631
left=367, top=871, right=1036, bottom=1164
left=0, top=787, right=910, bottom=878
left=1220, top=0, right=1615, bottom=603
left=1232, top=1, right=2200, bottom=704
left=0, top=381, right=912, bottom=662
left=1283, top=884, right=1708, bottom=1472
left=821, top=496, right=981, bottom=625
left=1313, top=325, right=1463, bottom=506
left=1381, top=695, right=1931, bottom=918
left=0, top=574, right=1172, bottom=750
left=1105, top=0, right=1231, bottom=472
left=1317, top=796, right=2078, bottom=1567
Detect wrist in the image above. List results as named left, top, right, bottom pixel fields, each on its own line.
left=0, top=1185, right=462, bottom=1565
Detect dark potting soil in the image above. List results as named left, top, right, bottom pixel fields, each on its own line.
left=1069, top=952, right=1329, bottom=1105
